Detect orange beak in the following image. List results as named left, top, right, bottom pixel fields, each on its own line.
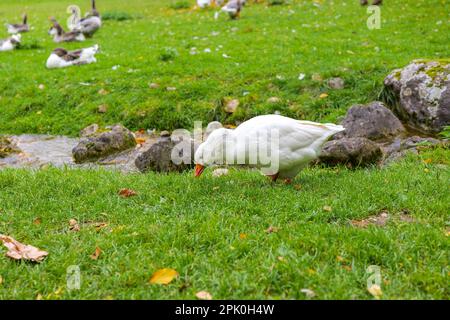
left=195, top=164, right=205, bottom=177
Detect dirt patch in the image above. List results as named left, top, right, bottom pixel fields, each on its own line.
left=351, top=210, right=414, bottom=228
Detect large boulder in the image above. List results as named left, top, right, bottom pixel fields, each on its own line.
left=0, top=136, right=20, bottom=158
left=319, top=137, right=383, bottom=167
left=384, top=60, right=450, bottom=134
left=336, top=101, right=405, bottom=141
left=135, top=132, right=195, bottom=173
left=72, top=124, right=136, bottom=163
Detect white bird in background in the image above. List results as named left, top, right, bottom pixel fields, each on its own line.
left=48, top=17, right=85, bottom=43
left=215, top=0, right=244, bottom=20
left=0, top=34, right=21, bottom=52
left=5, top=14, right=29, bottom=34
left=46, top=44, right=99, bottom=69
left=194, top=115, right=345, bottom=183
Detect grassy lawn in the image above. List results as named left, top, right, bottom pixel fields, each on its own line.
left=0, top=0, right=449, bottom=300
left=0, top=0, right=448, bottom=135
left=0, top=149, right=449, bottom=299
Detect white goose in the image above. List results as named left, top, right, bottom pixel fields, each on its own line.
left=6, top=14, right=29, bottom=34
left=194, top=115, right=345, bottom=182
left=46, top=44, right=99, bottom=69
left=0, top=34, right=21, bottom=52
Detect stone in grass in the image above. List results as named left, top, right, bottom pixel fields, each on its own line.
left=0, top=136, right=20, bottom=158
left=135, top=132, right=196, bottom=173
left=327, top=77, right=345, bottom=90
left=72, top=124, right=136, bottom=163
left=319, top=137, right=383, bottom=167
left=335, top=101, right=405, bottom=142
left=384, top=59, right=450, bottom=134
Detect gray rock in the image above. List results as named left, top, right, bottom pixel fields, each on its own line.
left=384, top=60, right=450, bottom=134
left=336, top=101, right=405, bottom=141
left=319, top=137, right=383, bottom=167
left=80, top=124, right=99, bottom=137
left=135, top=135, right=196, bottom=173
left=72, top=124, right=136, bottom=163
left=327, top=77, right=345, bottom=90
left=0, top=136, right=20, bottom=158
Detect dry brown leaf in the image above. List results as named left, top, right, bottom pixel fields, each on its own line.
left=0, top=234, right=48, bottom=263
left=0, top=275, right=3, bottom=285
left=323, top=205, right=332, bottom=212
left=294, top=184, right=302, bottom=191
left=90, top=247, right=102, bottom=260
left=94, top=222, right=108, bottom=232
left=239, top=233, right=247, bottom=240
left=135, top=137, right=146, bottom=145
left=98, top=88, right=109, bottom=95
left=195, top=291, right=212, bottom=300
left=33, top=217, right=42, bottom=225
left=149, top=268, right=179, bottom=285
left=118, top=188, right=138, bottom=198
left=69, top=219, right=80, bottom=232
left=423, top=158, right=432, bottom=164
left=367, top=284, right=382, bottom=299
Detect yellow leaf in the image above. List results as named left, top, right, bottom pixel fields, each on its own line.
left=195, top=291, right=212, bottom=300
left=323, top=205, right=332, bottom=212
left=367, top=284, right=382, bottom=299
left=0, top=275, right=3, bottom=285
left=149, top=268, right=179, bottom=285
left=423, top=158, right=432, bottom=164
left=239, top=233, right=247, bottom=240
left=319, top=93, right=328, bottom=99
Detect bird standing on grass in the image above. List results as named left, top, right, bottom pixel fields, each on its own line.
left=194, top=115, right=345, bottom=183
left=74, top=0, right=102, bottom=38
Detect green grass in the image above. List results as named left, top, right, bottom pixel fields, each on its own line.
left=0, top=149, right=449, bottom=299
left=0, top=0, right=448, bottom=136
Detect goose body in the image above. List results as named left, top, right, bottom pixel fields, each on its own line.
left=0, top=34, right=21, bottom=52
left=49, top=18, right=85, bottom=43
left=73, top=0, right=102, bottom=37
left=194, top=115, right=345, bottom=181
left=46, top=44, right=99, bottom=69
left=215, top=0, right=243, bottom=19
left=6, top=14, right=29, bottom=34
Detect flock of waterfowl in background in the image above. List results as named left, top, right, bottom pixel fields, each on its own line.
left=0, top=0, right=247, bottom=68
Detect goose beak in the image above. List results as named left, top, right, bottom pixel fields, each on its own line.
left=195, top=164, right=205, bottom=177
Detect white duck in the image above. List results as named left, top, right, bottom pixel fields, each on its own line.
left=215, top=0, right=244, bottom=20
left=194, top=115, right=345, bottom=182
left=6, top=14, right=29, bottom=34
left=46, top=44, right=99, bottom=69
left=0, top=34, right=21, bottom=52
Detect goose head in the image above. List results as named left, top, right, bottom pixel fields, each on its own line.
left=194, top=128, right=232, bottom=177
left=10, top=34, right=21, bottom=45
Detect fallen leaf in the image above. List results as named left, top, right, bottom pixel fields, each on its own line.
left=367, top=284, right=382, bottom=299
left=69, top=219, right=80, bottom=232
left=94, top=222, right=108, bottom=232
left=336, top=255, right=345, bottom=262
left=239, top=233, right=247, bottom=240
left=33, top=217, right=42, bottom=225
left=323, top=205, right=332, bottom=212
left=90, top=247, right=102, bottom=260
left=294, top=184, right=302, bottom=191
left=0, top=275, right=3, bottom=285
left=149, top=268, right=179, bottom=285
left=118, top=188, right=138, bottom=198
left=423, top=158, right=432, bottom=164
left=36, top=294, right=43, bottom=300
left=195, top=291, right=212, bottom=300
left=319, top=93, right=329, bottom=99
left=301, top=288, right=316, bottom=298
left=0, top=234, right=48, bottom=263
left=135, top=137, right=146, bottom=145
left=265, top=226, right=279, bottom=234
left=224, top=99, right=239, bottom=113
left=98, top=88, right=109, bottom=95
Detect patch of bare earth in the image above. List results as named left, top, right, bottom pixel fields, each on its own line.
left=351, top=210, right=414, bottom=228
